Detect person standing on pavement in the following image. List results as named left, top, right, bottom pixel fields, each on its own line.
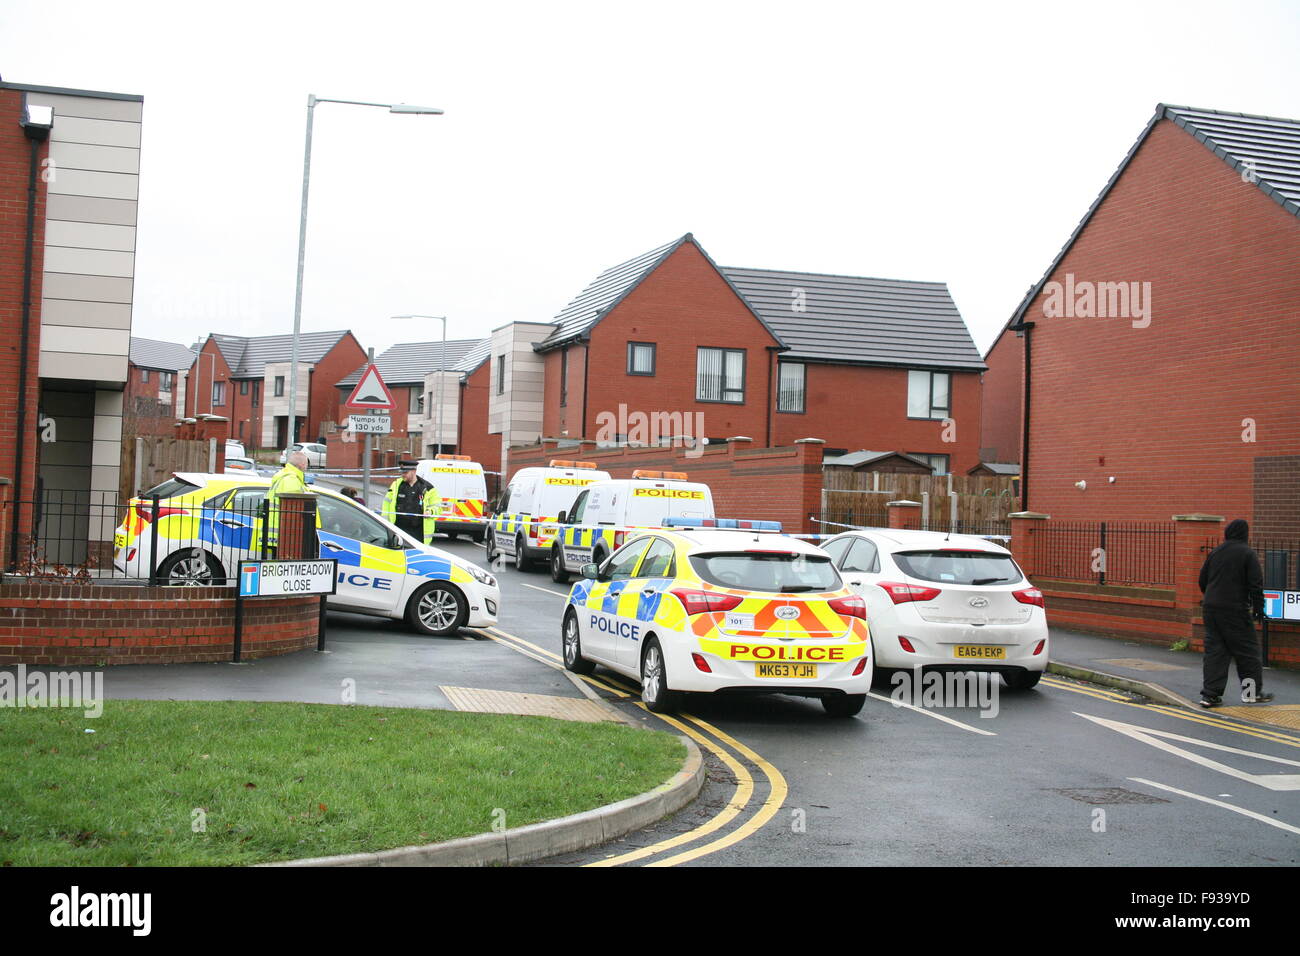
left=382, top=460, right=439, bottom=544
left=1198, top=518, right=1272, bottom=707
left=266, top=450, right=313, bottom=557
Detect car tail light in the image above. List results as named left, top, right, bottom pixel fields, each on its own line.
left=691, top=653, right=712, bottom=673
left=878, top=581, right=942, bottom=604
left=670, top=588, right=744, bottom=615
left=828, top=595, right=867, bottom=620
left=851, top=657, right=868, bottom=676
left=614, top=530, right=626, bottom=549
left=1013, top=587, right=1045, bottom=609
left=133, top=502, right=188, bottom=524
left=1032, top=639, right=1046, bottom=656
left=898, top=636, right=916, bottom=653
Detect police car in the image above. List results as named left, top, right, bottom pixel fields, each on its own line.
left=561, top=518, right=873, bottom=717
left=488, top=460, right=611, bottom=571
left=415, top=454, right=489, bottom=542
left=548, top=470, right=714, bottom=583
left=113, top=473, right=500, bottom=636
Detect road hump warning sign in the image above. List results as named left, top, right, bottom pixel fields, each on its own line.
left=346, top=364, right=396, bottom=410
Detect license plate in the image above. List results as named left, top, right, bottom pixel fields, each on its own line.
left=755, top=662, right=817, bottom=679
left=953, top=645, right=1006, bottom=660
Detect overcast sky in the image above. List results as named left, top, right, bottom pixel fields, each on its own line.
left=4, top=0, right=1298, bottom=358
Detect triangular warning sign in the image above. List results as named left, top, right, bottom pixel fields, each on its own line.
left=346, top=364, right=396, bottom=410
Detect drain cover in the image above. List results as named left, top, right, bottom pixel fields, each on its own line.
left=1046, top=787, right=1169, bottom=805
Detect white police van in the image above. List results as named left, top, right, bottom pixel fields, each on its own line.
left=488, top=460, right=612, bottom=570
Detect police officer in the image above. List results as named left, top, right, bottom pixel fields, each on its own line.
left=1198, top=518, right=1272, bottom=707
left=266, top=450, right=312, bottom=556
left=383, top=460, right=439, bottom=544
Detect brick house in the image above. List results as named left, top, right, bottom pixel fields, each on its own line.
left=519, top=233, right=984, bottom=476
left=1, top=80, right=143, bottom=567
left=186, top=330, right=365, bottom=450
left=983, top=104, right=1300, bottom=535
left=451, top=337, right=499, bottom=472
left=125, top=336, right=196, bottom=435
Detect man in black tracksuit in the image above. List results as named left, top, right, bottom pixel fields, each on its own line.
left=1198, top=518, right=1271, bottom=707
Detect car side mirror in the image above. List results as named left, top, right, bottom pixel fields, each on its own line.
left=581, top=563, right=599, bottom=580
left=557, top=510, right=568, bottom=525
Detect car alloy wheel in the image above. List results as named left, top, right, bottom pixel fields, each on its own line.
left=562, top=612, right=594, bottom=675
left=640, top=639, right=680, bottom=713
left=407, top=582, right=467, bottom=636
left=159, top=550, right=220, bottom=585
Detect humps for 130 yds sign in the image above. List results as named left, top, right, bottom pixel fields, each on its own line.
left=238, top=560, right=338, bottom=597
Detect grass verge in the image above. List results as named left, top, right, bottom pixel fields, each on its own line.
left=0, top=699, right=684, bottom=866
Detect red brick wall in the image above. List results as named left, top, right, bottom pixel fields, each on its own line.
left=0, top=583, right=320, bottom=665
left=309, top=333, right=365, bottom=441
left=773, top=363, right=982, bottom=473
left=567, top=241, right=782, bottom=444
left=184, top=339, right=233, bottom=421
left=1023, top=118, right=1300, bottom=522
left=505, top=440, right=824, bottom=534
left=457, top=362, right=500, bottom=473
left=0, top=89, right=46, bottom=537
left=979, top=331, right=1022, bottom=465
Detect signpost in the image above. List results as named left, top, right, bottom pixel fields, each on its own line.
left=233, top=558, right=338, bottom=661
left=345, top=352, right=396, bottom=507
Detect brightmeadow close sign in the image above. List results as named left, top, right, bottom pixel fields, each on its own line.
left=238, top=560, right=338, bottom=597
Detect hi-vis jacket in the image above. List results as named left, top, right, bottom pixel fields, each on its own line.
left=266, top=463, right=311, bottom=546
left=382, top=478, right=440, bottom=542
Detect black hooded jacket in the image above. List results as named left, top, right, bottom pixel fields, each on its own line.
left=1199, top=519, right=1264, bottom=615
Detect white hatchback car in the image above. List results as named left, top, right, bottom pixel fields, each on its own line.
left=819, top=529, right=1048, bottom=689
left=279, top=442, right=327, bottom=468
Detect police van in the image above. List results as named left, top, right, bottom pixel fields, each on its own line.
left=416, top=454, right=489, bottom=542
left=548, top=471, right=715, bottom=583
left=488, top=460, right=611, bottom=570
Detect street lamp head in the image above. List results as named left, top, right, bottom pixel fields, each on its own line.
left=389, top=104, right=444, bottom=115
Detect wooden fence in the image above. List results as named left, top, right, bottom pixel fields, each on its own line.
left=120, top=437, right=216, bottom=501
left=820, top=470, right=1020, bottom=533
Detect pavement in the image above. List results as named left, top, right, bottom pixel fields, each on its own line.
left=1047, top=627, right=1300, bottom=729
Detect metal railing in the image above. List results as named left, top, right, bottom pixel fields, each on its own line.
left=1030, top=520, right=1175, bottom=587
left=1254, top=538, right=1300, bottom=591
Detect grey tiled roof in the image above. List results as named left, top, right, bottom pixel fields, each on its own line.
left=209, top=330, right=352, bottom=378
left=536, top=235, right=689, bottom=351
left=972, top=462, right=1021, bottom=475
left=1003, top=103, right=1300, bottom=335
left=336, top=339, right=480, bottom=388
left=129, top=336, right=197, bottom=372
left=823, top=450, right=933, bottom=469
left=451, top=336, right=492, bottom=376
left=722, top=268, right=985, bottom=371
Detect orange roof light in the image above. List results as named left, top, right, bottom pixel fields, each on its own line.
left=632, top=469, right=688, bottom=480
left=436, top=454, right=471, bottom=461
left=551, top=459, right=598, bottom=469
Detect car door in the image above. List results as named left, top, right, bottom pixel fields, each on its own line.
left=561, top=489, right=592, bottom=570
left=316, top=495, right=406, bottom=614
left=617, top=536, right=676, bottom=668
left=581, top=537, right=651, bottom=667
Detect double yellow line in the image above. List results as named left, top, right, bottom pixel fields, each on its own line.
left=475, top=626, right=788, bottom=867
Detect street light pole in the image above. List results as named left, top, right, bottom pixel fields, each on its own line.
left=392, top=315, right=447, bottom=456
left=287, top=95, right=443, bottom=454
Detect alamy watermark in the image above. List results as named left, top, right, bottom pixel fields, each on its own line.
left=594, top=403, right=706, bottom=459
left=0, top=665, right=103, bottom=718
left=890, top=665, right=1000, bottom=718
left=1042, top=273, right=1152, bottom=328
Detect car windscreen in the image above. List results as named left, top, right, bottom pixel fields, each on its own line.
left=893, top=550, right=1023, bottom=586
left=689, top=551, right=841, bottom=593
left=141, top=477, right=202, bottom=500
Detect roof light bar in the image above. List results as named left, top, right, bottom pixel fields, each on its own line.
left=662, top=517, right=783, bottom=532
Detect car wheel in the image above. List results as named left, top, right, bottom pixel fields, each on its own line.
left=406, top=581, right=468, bottom=636
left=550, top=546, right=570, bottom=583
left=1003, top=669, right=1042, bottom=691
left=445, top=531, right=459, bottom=542
left=562, top=610, right=595, bottom=675
left=514, top=535, right=534, bottom=572
left=485, top=529, right=500, bottom=562
left=822, top=693, right=867, bottom=718
left=641, top=638, right=681, bottom=714
left=157, top=550, right=224, bottom=586
left=471, top=529, right=486, bottom=544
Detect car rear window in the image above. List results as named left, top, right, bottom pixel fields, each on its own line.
left=689, top=552, right=841, bottom=593
left=141, top=477, right=202, bottom=500
left=893, top=550, right=1023, bottom=586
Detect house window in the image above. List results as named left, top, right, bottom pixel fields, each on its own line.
left=238, top=420, right=245, bottom=439
left=139, top=368, right=149, bottom=384
left=159, top=372, right=173, bottom=392
left=212, top=381, right=226, bottom=407
left=410, top=389, right=424, bottom=414
left=240, top=380, right=249, bottom=395
left=907, top=370, right=951, bottom=420
left=496, top=355, right=506, bottom=395
left=777, top=362, right=805, bottom=413
left=627, top=342, right=656, bottom=376
left=696, top=348, right=745, bottom=403
left=908, top=452, right=950, bottom=475
left=274, top=376, right=285, bottom=398
left=559, top=348, right=568, bottom=406
left=252, top=380, right=261, bottom=407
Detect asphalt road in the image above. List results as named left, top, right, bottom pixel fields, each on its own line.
left=442, top=537, right=1300, bottom=868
